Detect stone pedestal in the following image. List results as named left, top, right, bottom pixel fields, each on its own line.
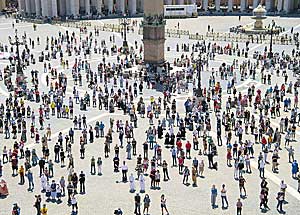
left=129, top=0, right=137, bottom=15
left=215, top=0, right=220, bottom=11
left=143, top=0, right=165, bottom=66
left=228, top=0, right=233, bottom=12
left=143, top=26, right=165, bottom=65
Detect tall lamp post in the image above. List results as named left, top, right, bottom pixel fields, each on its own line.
left=195, top=53, right=203, bottom=97
left=269, top=20, right=275, bottom=59
left=8, top=29, right=26, bottom=88
left=119, top=14, right=131, bottom=54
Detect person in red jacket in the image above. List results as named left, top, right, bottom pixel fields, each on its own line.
left=176, top=140, right=182, bottom=151
left=178, top=156, right=184, bottom=174
left=261, top=136, right=267, bottom=150
left=185, top=141, right=191, bottom=159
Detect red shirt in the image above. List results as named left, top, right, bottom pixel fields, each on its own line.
left=186, top=142, right=191, bottom=150
left=176, top=141, right=182, bottom=150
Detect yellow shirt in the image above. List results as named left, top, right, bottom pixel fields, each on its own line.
left=41, top=208, right=48, bottom=215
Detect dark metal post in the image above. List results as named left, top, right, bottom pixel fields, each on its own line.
left=195, top=54, right=202, bottom=97
left=119, top=14, right=130, bottom=54
left=269, top=20, right=275, bottom=59
left=9, top=29, right=26, bottom=88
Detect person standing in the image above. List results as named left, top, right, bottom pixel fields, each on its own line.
left=59, top=176, right=65, bottom=196
left=27, top=169, right=34, bottom=191
left=276, top=191, right=284, bottom=212
left=71, top=195, right=78, bottom=213
left=183, top=166, right=190, bottom=185
left=221, top=184, right=229, bottom=209
left=79, top=171, right=85, bottom=194
left=40, top=204, right=48, bottom=215
left=236, top=198, right=243, bottom=215
left=162, top=160, right=170, bottom=181
left=19, top=165, right=25, bottom=185
left=160, top=194, right=169, bottom=215
left=67, top=182, right=74, bottom=204
left=121, top=161, right=128, bottom=182
left=129, top=173, right=135, bottom=193
left=292, top=160, right=299, bottom=178
left=211, top=184, right=218, bottom=209
left=34, top=195, right=41, bottom=215
left=97, top=157, right=102, bottom=176
left=139, top=174, right=146, bottom=193
left=239, top=176, right=247, bottom=197
left=258, top=158, right=265, bottom=178
left=143, top=194, right=151, bottom=215
left=134, top=193, right=141, bottom=215
left=90, top=156, right=96, bottom=175
left=199, top=160, right=204, bottom=177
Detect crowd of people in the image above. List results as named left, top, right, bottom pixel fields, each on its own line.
left=0, top=15, right=300, bottom=215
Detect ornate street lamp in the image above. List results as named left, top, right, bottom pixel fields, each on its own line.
left=8, top=29, right=27, bottom=88
left=119, top=14, right=131, bottom=54
left=195, top=53, right=203, bottom=97
left=269, top=19, right=275, bottom=59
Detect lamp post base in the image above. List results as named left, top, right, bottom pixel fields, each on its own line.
left=122, top=41, right=129, bottom=54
